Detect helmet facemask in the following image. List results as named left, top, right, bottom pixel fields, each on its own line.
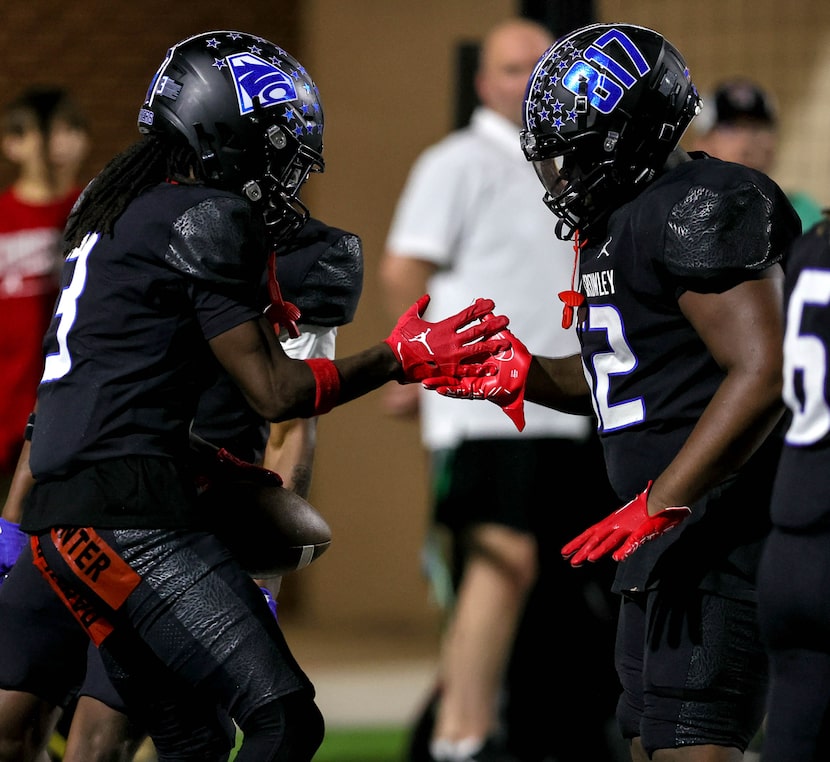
left=525, top=131, right=629, bottom=241
left=240, top=107, right=324, bottom=247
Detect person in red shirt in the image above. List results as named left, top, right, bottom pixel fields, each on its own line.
left=0, top=87, right=90, bottom=482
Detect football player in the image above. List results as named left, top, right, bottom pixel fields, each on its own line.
left=0, top=217, right=362, bottom=762
left=756, top=211, right=830, bottom=761
left=428, top=22, right=801, bottom=762
left=5, top=30, right=509, bottom=762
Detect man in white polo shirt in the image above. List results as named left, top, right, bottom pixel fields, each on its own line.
left=381, top=17, right=622, bottom=762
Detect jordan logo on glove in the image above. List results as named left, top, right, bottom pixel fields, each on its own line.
left=407, top=329, right=434, bottom=355
left=384, top=294, right=510, bottom=383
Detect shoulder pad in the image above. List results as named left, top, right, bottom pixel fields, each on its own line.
left=664, top=174, right=800, bottom=283
left=275, top=218, right=364, bottom=326
left=167, top=195, right=265, bottom=287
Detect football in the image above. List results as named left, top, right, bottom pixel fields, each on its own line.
left=200, top=479, right=332, bottom=579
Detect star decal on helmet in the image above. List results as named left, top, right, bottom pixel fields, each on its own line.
left=525, top=40, right=584, bottom=133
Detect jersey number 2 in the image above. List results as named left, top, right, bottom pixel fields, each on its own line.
left=584, top=304, right=645, bottom=432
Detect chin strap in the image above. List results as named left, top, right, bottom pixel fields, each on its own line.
left=263, top=251, right=301, bottom=339
left=558, top=230, right=586, bottom=329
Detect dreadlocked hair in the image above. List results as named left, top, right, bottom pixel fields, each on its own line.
left=65, top=135, right=201, bottom=250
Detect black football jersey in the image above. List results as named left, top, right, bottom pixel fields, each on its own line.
left=29, top=182, right=266, bottom=480
left=190, top=218, right=364, bottom=463
left=770, top=218, right=830, bottom=528
left=575, top=154, right=800, bottom=593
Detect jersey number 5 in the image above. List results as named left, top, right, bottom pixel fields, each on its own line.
left=782, top=268, right=830, bottom=446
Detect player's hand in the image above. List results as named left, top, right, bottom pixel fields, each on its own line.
left=214, top=447, right=283, bottom=487
left=423, top=324, right=531, bottom=431
left=190, top=432, right=283, bottom=492
left=0, top=518, right=28, bottom=586
left=259, top=585, right=279, bottom=620
left=561, top=482, right=691, bottom=566
left=385, top=295, right=510, bottom=383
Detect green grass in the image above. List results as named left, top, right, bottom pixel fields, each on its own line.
left=51, top=722, right=409, bottom=761
left=315, top=726, right=409, bottom=761
left=230, top=725, right=408, bottom=761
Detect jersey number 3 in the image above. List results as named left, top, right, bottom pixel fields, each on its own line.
left=41, top=233, right=99, bottom=383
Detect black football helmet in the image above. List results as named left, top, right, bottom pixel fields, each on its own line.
left=138, top=30, right=324, bottom=245
left=520, top=23, right=700, bottom=240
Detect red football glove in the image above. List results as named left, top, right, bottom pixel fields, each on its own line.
left=385, top=295, right=510, bottom=383
left=214, top=447, right=283, bottom=487
left=423, top=326, right=531, bottom=432
left=561, top=481, right=691, bottom=566
left=190, top=431, right=284, bottom=493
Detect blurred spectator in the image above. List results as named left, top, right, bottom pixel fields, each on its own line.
left=381, top=17, right=622, bottom=762
left=0, top=86, right=89, bottom=489
left=692, top=77, right=824, bottom=230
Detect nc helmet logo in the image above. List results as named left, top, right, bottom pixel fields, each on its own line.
left=227, top=52, right=297, bottom=115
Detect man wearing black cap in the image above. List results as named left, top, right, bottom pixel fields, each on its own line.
left=693, top=77, right=825, bottom=230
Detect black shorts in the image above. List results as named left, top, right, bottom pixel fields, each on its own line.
left=80, top=641, right=128, bottom=712
left=615, top=588, right=768, bottom=756
left=0, top=543, right=88, bottom=707
left=32, top=525, right=313, bottom=758
left=0, top=543, right=153, bottom=716
left=432, top=435, right=613, bottom=540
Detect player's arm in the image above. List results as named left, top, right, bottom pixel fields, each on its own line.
left=210, top=314, right=390, bottom=421
left=0, top=415, right=36, bottom=583
left=525, top=353, right=594, bottom=415
left=1, top=438, right=34, bottom=524
left=647, top=265, right=786, bottom=513
left=262, top=327, right=338, bottom=498
left=263, top=417, right=315, bottom=499
left=379, top=255, right=437, bottom=315
left=211, top=297, right=510, bottom=423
